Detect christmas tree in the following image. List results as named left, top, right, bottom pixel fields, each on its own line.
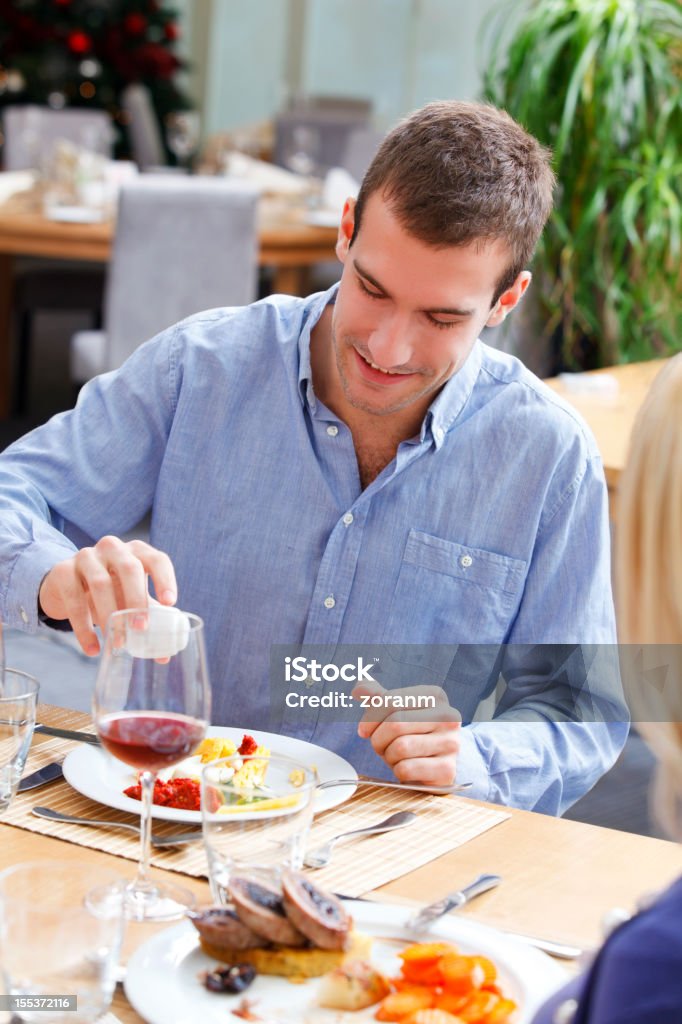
left=0, top=0, right=192, bottom=159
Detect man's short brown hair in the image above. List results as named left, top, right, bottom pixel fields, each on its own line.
left=351, top=101, right=555, bottom=304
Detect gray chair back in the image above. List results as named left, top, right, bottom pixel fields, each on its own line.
left=120, top=84, right=166, bottom=170
left=339, top=127, right=384, bottom=183
left=274, top=107, right=371, bottom=176
left=2, top=105, right=113, bottom=170
left=104, top=176, right=258, bottom=370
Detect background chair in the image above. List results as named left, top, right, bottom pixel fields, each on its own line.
left=70, top=176, right=258, bottom=385
left=274, top=105, right=371, bottom=177
left=120, top=85, right=167, bottom=171
left=2, top=105, right=113, bottom=170
left=2, top=105, right=114, bottom=416
left=338, top=126, right=384, bottom=182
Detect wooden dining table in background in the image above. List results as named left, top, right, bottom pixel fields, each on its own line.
left=0, top=193, right=339, bottom=420
left=544, top=359, right=667, bottom=519
left=2, top=704, right=682, bottom=1023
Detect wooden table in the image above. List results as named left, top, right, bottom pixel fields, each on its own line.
left=3, top=706, right=682, bottom=1023
left=545, top=360, right=666, bottom=518
left=0, top=192, right=338, bottom=419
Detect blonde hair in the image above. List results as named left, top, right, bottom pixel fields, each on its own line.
left=616, top=354, right=682, bottom=838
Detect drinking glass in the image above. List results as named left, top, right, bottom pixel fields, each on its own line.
left=0, top=668, right=39, bottom=813
left=92, top=606, right=211, bottom=921
left=0, top=860, right=126, bottom=1023
left=202, top=753, right=317, bottom=904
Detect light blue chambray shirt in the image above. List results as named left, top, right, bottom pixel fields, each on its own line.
left=0, top=286, right=627, bottom=812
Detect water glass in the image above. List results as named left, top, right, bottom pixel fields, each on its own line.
left=0, top=861, right=126, bottom=1023
left=202, top=754, right=317, bottom=904
left=0, top=669, right=39, bottom=813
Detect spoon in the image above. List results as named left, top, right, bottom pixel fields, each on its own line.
left=31, top=806, right=203, bottom=848
left=303, top=810, right=417, bottom=869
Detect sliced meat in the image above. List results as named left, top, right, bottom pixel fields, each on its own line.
left=281, top=869, right=352, bottom=950
left=188, top=905, right=263, bottom=950
left=229, top=875, right=307, bottom=947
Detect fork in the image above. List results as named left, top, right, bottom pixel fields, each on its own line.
left=304, top=810, right=417, bottom=869
left=31, top=806, right=203, bottom=848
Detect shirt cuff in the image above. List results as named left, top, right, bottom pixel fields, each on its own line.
left=3, top=539, right=77, bottom=632
left=457, top=726, right=491, bottom=802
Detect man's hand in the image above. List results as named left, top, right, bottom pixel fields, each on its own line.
left=352, top=681, right=461, bottom=785
left=39, top=536, right=177, bottom=656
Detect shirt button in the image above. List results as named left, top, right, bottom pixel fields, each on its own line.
left=434, top=426, right=444, bottom=441
left=20, top=606, right=29, bottom=623
left=324, top=596, right=336, bottom=609
left=326, top=425, right=339, bottom=437
left=553, top=999, right=578, bottom=1024
left=342, top=512, right=354, bottom=526
left=460, top=554, right=473, bottom=568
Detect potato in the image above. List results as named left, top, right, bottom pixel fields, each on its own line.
left=318, top=959, right=390, bottom=1011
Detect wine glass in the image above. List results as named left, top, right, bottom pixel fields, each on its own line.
left=165, top=111, right=201, bottom=170
left=92, top=606, right=211, bottom=922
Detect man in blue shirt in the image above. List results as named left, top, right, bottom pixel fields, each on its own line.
left=0, top=102, right=627, bottom=812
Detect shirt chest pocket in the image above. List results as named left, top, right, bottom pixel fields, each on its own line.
left=381, top=529, right=527, bottom=659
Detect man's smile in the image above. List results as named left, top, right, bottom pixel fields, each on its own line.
left=352, top=346, right=421, bottom=386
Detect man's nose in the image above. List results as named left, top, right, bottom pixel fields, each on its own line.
left=367, top=315, right=413, bottom=370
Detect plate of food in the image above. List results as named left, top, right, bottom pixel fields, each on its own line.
left=124, top=871, right=567, bottom=1024
left=62, top=727, right=357, bottom=823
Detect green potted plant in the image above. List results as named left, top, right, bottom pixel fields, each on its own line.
left=483, top=0, right=682, bottom=369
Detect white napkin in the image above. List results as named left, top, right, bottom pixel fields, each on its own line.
left=124, top=606, right=190, bottom=659
left=322, top=166, right=360, bottom=211
left=557, top=372, right=619, bottom=397
left=0, top=170, right=36, bottom=204
left=224, top=152, right=309, bottom=195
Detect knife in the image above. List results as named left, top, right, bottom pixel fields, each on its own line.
left=339, top=894, right=585, bottom=960
left=18, top=761, right=64, bottom=792
left=34, top=723, right=101, bottom=746
left=406, top=873, right=502, bottom=931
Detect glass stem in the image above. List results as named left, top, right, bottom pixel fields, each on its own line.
left=134, top=770, right=156, bottom=891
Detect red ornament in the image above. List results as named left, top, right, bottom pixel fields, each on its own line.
left=124, top=12, right=148, bottom=35
left=54, top=0, right=72, bottom=6
left=164, top=21, right=180, bottom=41
left=67, top=30, right=92, bottom=54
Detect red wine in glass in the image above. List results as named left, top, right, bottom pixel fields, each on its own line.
left=93, top=606, right=211, bottom=922
left=98, top=711, right=206, bottom=772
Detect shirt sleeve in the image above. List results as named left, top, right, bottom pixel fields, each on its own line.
left=457, top=450, right=628, bottom=814
left=0, top=324, right=180, bottom=632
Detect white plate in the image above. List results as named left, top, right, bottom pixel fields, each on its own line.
left=124, top=900, right=568, bottom=1024
left=62, top=727, right=357, bottom=823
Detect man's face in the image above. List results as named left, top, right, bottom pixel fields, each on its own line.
left=330, top=192, right=529, bottom=419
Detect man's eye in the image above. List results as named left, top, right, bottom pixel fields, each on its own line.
left=358, top=278, right=383, bottom=299
left=427, top=314, right=460, bottom=330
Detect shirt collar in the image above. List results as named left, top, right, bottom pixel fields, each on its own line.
left=421, top=340, right=483, bottom=449
left=297, top=283, right=483, bottom=446
left=297, top=283, right=340, bottom=412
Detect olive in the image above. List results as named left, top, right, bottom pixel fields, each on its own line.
left=203, top=963, right=256, bottom=994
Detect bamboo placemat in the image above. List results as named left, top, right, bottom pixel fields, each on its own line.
left=5, top=705, right=510, bottom=897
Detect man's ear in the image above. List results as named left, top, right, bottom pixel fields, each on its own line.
left=335, top=197, right=356, bottom=263
left=486, top=271, right=532, bottom=327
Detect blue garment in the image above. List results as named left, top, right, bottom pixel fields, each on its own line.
left=0, top=287, right=627, bottom=811
left=532, top=876, right=682, bottom=1024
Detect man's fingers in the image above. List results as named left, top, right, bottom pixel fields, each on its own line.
left=392, top=754, right=458, bottom=787
left=38, top=539, right=178, bottom=658
left=367, top=710, right=461, bottom=757
left=128, top=540, right=177, bottom=605
left=382, top=725, right=461, bottom=767
left=75, top=547, right=119, bottom=633
left=352, top=682, right=388, bottom=739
